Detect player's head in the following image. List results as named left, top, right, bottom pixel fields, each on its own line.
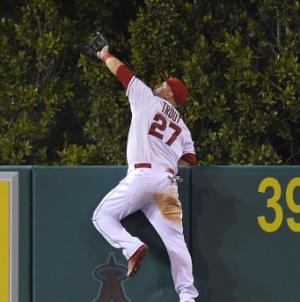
left=159, top=73, right=188, bottom=107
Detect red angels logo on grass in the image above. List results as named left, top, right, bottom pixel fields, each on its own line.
left=93, top=253, right=130, bottom=302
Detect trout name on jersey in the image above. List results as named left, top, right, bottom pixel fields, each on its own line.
left=162, top=101, right=181, bottom=124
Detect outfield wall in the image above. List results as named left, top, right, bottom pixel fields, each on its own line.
left=0, top=166, right=299, bottom=302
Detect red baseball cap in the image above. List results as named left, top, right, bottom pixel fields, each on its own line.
left=160, top=73, right=188, bottom=106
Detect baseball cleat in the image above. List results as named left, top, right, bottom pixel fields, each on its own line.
left=127, top=244, right=148, bottom=277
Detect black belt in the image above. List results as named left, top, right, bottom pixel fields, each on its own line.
left=134, top=163, right=174, bottom=175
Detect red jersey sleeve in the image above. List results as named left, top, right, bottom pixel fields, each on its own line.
left=181, top=153, right=197, bottom=165
left=116, top=65, right=134, bottom=90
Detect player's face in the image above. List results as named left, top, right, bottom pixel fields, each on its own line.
left=153, top=82, right=170, bottom=98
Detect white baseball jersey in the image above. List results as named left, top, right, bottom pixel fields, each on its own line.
left=92, top=57, right=199, bottom=302
left=126, top=76, right=195, bottom=173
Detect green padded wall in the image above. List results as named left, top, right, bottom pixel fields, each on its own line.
left=32, top=166, right=192, bottom=302
left=191, top=166, right=300, bottom=302
left=5, top=164, right=298, bottom=302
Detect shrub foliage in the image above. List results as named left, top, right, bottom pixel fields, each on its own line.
left=0, top=0, right=299, bottom=165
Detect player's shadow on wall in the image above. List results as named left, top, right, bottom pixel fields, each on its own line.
left=121, top=211, right=171, bottom=265
left=191, top=170, right=239, bottom=302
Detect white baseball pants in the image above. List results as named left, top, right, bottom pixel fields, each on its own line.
left=92, top=165, right=198, bottom=302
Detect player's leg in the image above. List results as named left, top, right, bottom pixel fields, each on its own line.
left=92, top=169, right=150, bottom=259
left=142, top=173, right=198, bottom=301
left=143, top=204, right=198, bottom=301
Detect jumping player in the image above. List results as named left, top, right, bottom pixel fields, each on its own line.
left=75, top=33, right=199, bottom=302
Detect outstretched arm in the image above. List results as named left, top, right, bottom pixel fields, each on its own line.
left=98, top=46, right=134, bottom=89
left=74, top=32, right=133, bottom=89
left=97, top=45, right=124, bottom=76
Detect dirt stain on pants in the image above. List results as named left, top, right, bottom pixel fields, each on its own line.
left=153, top=190, right=182, bottom=225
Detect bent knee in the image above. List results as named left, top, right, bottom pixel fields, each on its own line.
left=92, top=207, right=102, bottom=225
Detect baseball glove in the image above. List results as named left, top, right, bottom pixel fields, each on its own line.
left=74, top=32, right=109, bottom=62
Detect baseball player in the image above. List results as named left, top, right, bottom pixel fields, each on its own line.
left=74, top=33, right=199, bottom=302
